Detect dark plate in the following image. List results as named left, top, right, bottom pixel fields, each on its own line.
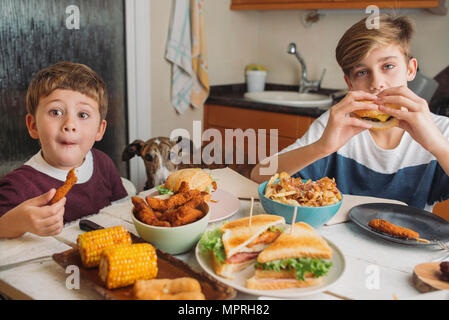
left=348, top=203, right=449, bottom=246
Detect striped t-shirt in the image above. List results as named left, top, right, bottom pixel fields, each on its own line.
left=278, top=111, right=449, bottom=211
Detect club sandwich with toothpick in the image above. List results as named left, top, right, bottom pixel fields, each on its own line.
left=199, top=214, right=285, bottom=279
left=247, top=220, right=333, bottom=290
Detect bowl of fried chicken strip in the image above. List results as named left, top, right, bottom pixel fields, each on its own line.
left=130, top=183, right=210, bottom=255
left=352, top=101, right=402, bottom=130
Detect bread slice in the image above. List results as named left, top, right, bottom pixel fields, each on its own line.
left=252, top=269, right=315, bottom=279
left=210, top=252, right=255, bottom=280
left=220, top=215, right=285, bottom=258
left=257, top=222, right=332, bottom=263
left=247, top=275, right=323, bottom=290
left=165, top=168, right=213, bottom=193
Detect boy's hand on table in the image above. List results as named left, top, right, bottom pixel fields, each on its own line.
left=377, top=86, right=448, bottom=156
left=11, top=189, right=66, bottom=237
left=317, top=90, right=378, bottom=155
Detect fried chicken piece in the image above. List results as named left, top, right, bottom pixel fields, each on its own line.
left=132, top=196, right=150, bottom=212
left=145, top=183, right=191, bottom=211
left=170, top=207, right=205, bottom=227
left=166, top=197, right=207, bottom=227
left=181, top=195, right=204, bottom=209
left=368, top=219, right=419, bottom=239
left=177, top=181, right=190, bottom=194
left=145, top=189, right=201, bottom=212
left=146, top=197, right=169, bottom=211
left=51, top=168, right=77, bottom=204
left=137, top=209, right=170, bottom=227
left=132, top=197, right=170, bottom=227
left=167, top=190, right=201, bottom=208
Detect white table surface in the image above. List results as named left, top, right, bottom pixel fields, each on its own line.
left=1, top=194, right=448, bottom=300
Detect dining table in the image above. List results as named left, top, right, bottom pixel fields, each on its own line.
left=1, top=168, right=449, bottom=301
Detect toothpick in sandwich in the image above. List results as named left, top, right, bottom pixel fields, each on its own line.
left=249, top=197, right=254, bottom=227
left=290, top=206, right=297, bottom=234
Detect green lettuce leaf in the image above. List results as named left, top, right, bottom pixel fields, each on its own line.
left=255, top=257, right=332, bottom=281
left=199, top=227, right=226, bottom=264
left=268, top=225, right=286, bottom=233
left=156, top=185, right=173, bottom=195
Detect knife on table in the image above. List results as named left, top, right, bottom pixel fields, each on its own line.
left=79, top=219, right=104, bottom=232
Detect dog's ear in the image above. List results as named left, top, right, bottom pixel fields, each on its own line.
left=122, top=139, right=145, bottom=161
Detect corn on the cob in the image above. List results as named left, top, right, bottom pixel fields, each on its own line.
left=99, top=243, right=158, bottom=289
left=77, top=226, right=132, bottom=268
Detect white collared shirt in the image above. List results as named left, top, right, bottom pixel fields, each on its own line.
left=25, top=150, right=93, bottom=183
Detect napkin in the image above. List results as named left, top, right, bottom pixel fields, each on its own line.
left=325, top=194, right=406, bottom=226
left=0, top=234, right=71, bottom=266
left=165, top=0, right=193, bottom=114
left=209, top=167, right=259, bottom=200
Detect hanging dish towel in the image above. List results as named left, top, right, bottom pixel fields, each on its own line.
left=165, top=0, right=193, bottom=114
left=190, top=0, right=210, bottom=108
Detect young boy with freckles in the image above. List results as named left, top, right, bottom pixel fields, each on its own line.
left=0, top=62, right=127, bottom=239
left=251, top=15, right=449, bottom=212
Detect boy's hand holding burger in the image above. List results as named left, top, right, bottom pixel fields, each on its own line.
left=316, top=90, right=379, bottom=156
left=376, top=85, right=449, bottom=157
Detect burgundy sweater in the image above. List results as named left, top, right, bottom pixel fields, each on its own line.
left=0, top=149, right=127, bottom=223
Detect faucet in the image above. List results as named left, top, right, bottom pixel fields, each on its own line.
left=287, top=42, right=326, bottom=93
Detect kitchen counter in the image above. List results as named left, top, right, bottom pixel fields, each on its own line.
left=206, top=83, right=341, bottom=118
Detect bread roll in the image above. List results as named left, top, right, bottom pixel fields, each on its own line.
left=164, top=168, right=214, bottom=193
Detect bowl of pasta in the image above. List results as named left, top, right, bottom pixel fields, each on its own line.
left=258, top=172, right=343, bottom=228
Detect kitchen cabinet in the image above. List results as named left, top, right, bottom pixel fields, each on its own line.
left=230, top=0, right=439, bottom=10
left=203, top=104, right=313, bottom=163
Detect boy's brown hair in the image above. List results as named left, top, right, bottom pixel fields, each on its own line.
left=336, top=14, right=415, bottom=76
left=26, top=61, right=108, bottom=120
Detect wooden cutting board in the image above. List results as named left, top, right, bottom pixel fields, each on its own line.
left=413, top=262, right=449, bottom=293
left=52, top=219, right=236, bottom=300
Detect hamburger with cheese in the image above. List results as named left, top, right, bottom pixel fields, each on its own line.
left=352, top=100, right=402, bottom=130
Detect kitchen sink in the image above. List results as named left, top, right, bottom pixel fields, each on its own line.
left=244, top=91, right=333, bottom=108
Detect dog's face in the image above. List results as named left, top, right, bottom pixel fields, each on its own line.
left=123, top=136, right=255, bottom=190
left=122, top=137, right=180, bottom=189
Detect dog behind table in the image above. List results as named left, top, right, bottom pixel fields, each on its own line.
left=122, top=137, right=254, bottom=190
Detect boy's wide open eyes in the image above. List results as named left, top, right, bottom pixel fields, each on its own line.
left=48, top=109, right=89, bottom=119
left=79, top=112, right=89, bottom=119
left=352, top=63, right=395, bottom=79
left=49, top=109, right=63, bottom=117
left=352, top=69, right=367, bottom=78
left=384, top=63, right=395, bottom=70
left=356, top=70, right=367, bottom=77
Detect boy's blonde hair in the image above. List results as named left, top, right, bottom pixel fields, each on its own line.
left=336, top=14, right=415, bottom=76
left=26, top=61, right=108, bottom=120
